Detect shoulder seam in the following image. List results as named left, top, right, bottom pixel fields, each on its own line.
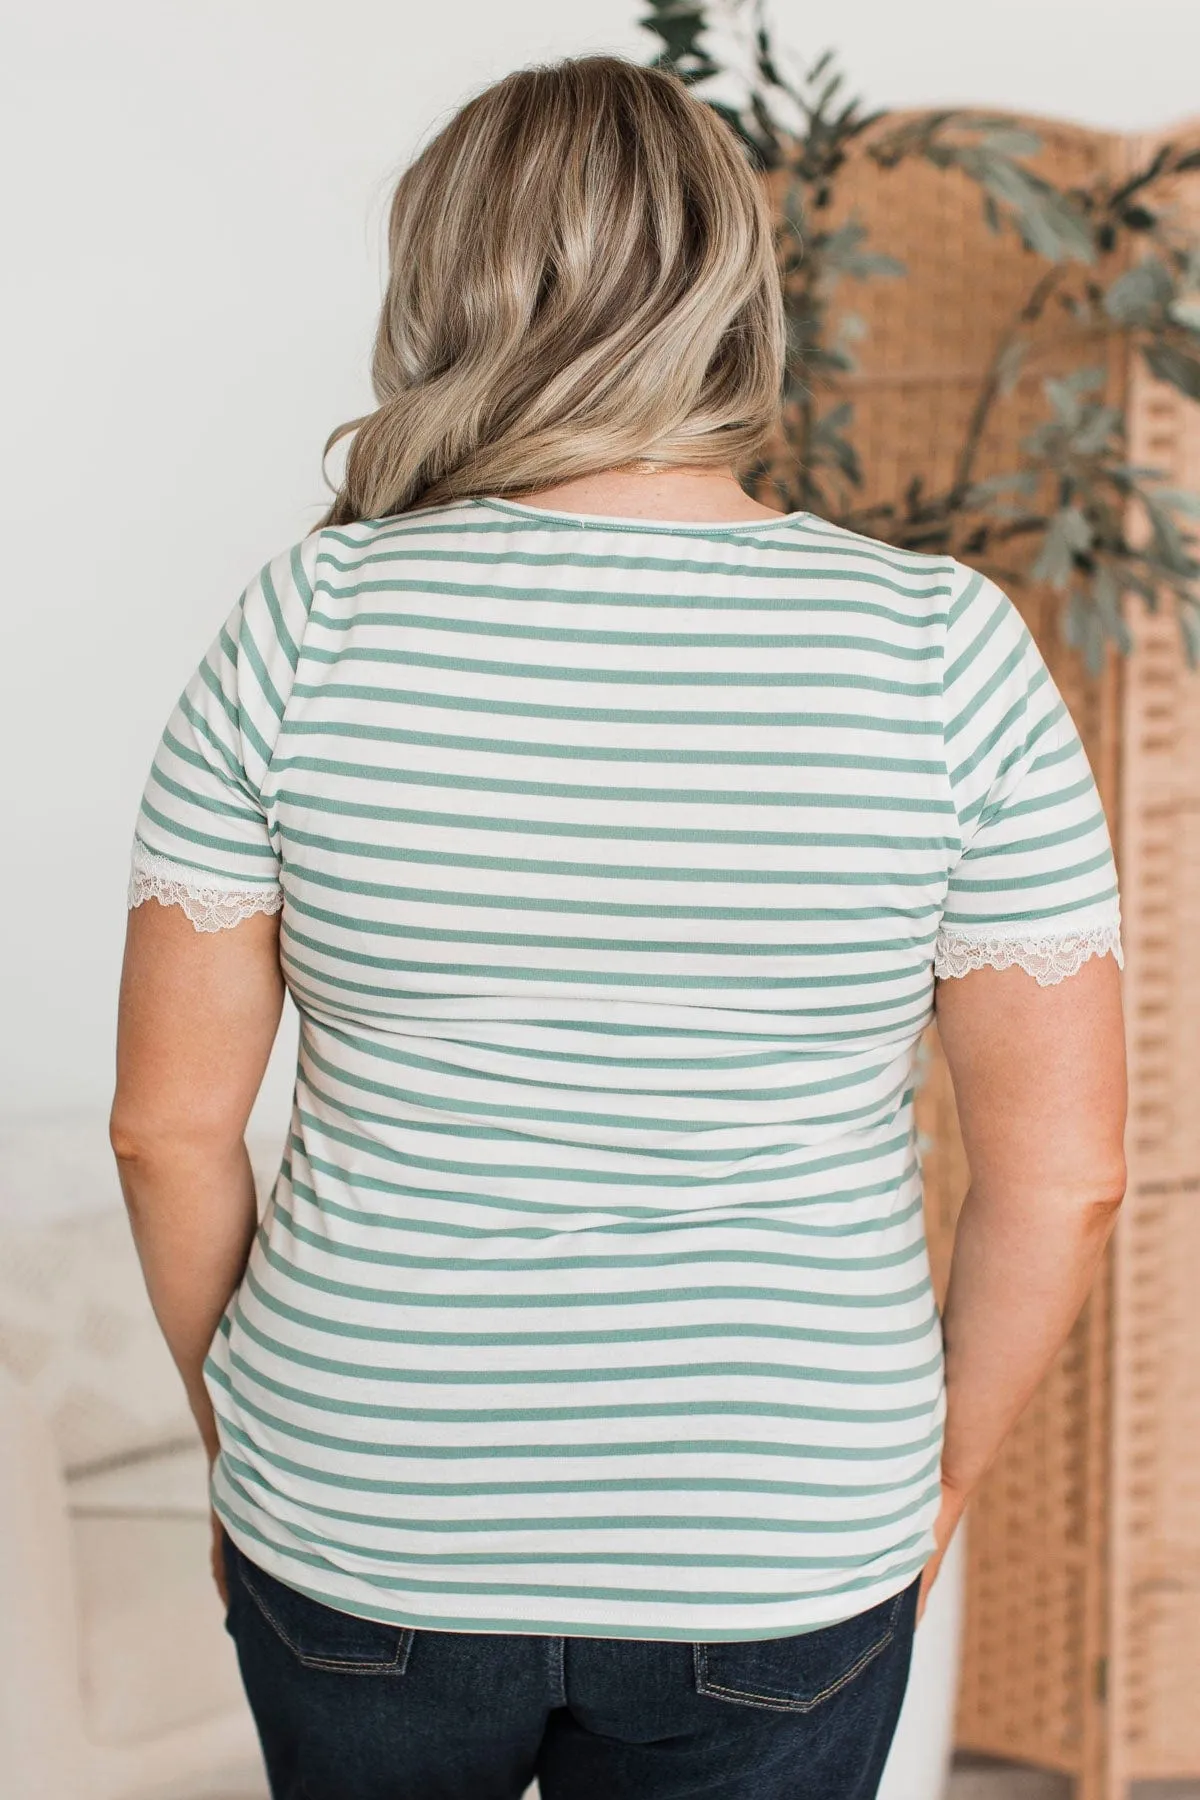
left=941, top=559, right=983, bottom=843
left=259, top=529, right=325, bottom=802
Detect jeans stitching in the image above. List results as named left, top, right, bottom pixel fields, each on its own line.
left=548, top=1635, right=566, bottom=1708
left=236, top=1559, right=413, bottom=1676
left=692, top=1586, right=906, bottom=1714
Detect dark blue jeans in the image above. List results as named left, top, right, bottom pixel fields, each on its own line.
left=221, top=1529, right=921, bottom=1800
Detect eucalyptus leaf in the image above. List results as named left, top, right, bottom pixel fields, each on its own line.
left=782, top=180, right=808, bottom=237
left=1167, top=297, right=1200, bottom=333
left=1043, top=377, right=1085, bottom=431
left=978, top=127, right=1043, bottom=158
left=1151, top=486, right=1200, bottom=520
left=640, top=2, right=715, bottom=76
left=974, top=159, right=1096, bottom=263
left=1103, top=258, right=1174, bottom=324
left=1062, top=588, right=1091, bottom=651
left=967, top=470, right=1039, bottom=502
left=995, top=340, right=1028, bottom=397
left=1072, top=404, right=1123, bottom=456
left=1061, top=366, right=1108, bottom=395
left=816, top=400, right=855, bottom=434
left=1061, top=589, right=1110, bottom=676
left=1142, top=491, right=1197, bottom=574
left=1119, top=569, right=1162, bottom=606
left=1033, top=507, right=1092, bottom=587
left=754, top=24, right=786, bottom=91
left=1093, top=566, right=1134, bottom=654
left=1143, top=340, right=1200, bottom=402
left=1110, top=461, right=1172, bottom=482
left=1082, top=610, right=1109, bottom=677
left=1181, top=607, right=1200, bottom=671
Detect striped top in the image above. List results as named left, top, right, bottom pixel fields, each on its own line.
left=127, top=496, right=1124, bottom=1642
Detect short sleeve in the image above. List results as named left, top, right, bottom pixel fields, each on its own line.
left=935, top=565, right=1124, bottom=987
left=126, top=535, right=319, bottom=932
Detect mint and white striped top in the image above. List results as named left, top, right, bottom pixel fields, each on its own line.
left=127, top=496, right=1124, bottom=1641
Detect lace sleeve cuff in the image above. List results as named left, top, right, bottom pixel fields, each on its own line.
left=933, top=908, right=1124, bottom=987
left=127, top=843, right=283, bottom=933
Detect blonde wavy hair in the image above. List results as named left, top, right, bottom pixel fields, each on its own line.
left=317, top=54, right=786, bottom=527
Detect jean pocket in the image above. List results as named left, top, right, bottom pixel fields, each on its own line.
left=229, top=1539, right=414, bottom=1676
left=693, top=1581, right=912, bottom=1714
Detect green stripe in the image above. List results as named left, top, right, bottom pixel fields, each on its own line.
left=300, top=1028, right=905, bottom=1127
left=280, top=1157, right=929, bottom=1243
left=241, top=1262, right=937, bottom=1355
left=280, top=715, right=947, bottom=769
left=226, top=1342, right=938, bottom=1430
left=138, top=795, right=277, bottom=863
left=273, top=786, right=957, bottom=851
left=312, top=568, right=949, bottom=611
left=291, top=1078, right=925, bottom=1186
left=303, top=642, right=942, bottom=696
left=281, top=914, right=931, bottom=972
left=282, top=940, right=926, bottom=997
left=215, top=1372, right=944, bottom=1466
left=307, top=604, right=942, bottom=654
left=280, top=820, right=947, bottom=885
left=945, top=849, right=1117, bottom=897
left=270, top=1199, right=928, bottom=1279
left=214, top=1490, right=934, bottom=1618
left=283, top=866, right=945, bottom=923
left=290, top=676, right=942, bottom=731
left=270, top=750, right=957, bottom=813
left=259, top=560, right=301, bottom=671
left=254, top=1223, right=934, bottom=1314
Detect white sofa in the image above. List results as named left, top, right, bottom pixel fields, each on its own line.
left=0, top=1117, right=276, bottom=1800
left=0, top=1113, right=964, bottom=1800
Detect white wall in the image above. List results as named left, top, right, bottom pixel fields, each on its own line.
left=749, top=0, right=1200, bottom=136
left=3, top=0, right=1197, bottom=1145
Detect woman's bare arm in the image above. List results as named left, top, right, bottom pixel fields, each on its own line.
left=109, top=898, right=286, bottom=1462
left=917, top=950, right=1128, bottom=1612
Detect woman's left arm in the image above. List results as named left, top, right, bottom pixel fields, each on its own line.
left=109, top=896, right=286, bottom=1464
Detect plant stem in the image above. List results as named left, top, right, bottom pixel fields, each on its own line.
left=949, top=265, right=1066, bottom=503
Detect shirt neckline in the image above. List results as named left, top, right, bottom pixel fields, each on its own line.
left=471, top=495, right=812, bottom=537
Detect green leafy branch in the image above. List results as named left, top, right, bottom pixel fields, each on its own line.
left=641, top=0, right=1200, bottom=672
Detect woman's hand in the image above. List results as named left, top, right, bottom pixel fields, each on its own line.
left=916, top=1477, right=970, bottom=1625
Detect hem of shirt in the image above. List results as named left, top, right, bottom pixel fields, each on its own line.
left=129, top=837, right=282, bottom=895
left=934, top=893, right=1122, bottom=941
left=211, top=1490, right=937, bottom=1645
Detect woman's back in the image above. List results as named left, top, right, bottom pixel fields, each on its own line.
left=127, top=493, right=1121, bottom=1638
left=111, top=56, right=1128, bottom=1797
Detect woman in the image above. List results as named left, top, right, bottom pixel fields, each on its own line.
left=110, top=54, right=1128, bottom=1800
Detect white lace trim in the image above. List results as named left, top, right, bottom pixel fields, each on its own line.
left=127, top=847, right=283, bottom=933
left=933, top=918, right=1124, bottom=986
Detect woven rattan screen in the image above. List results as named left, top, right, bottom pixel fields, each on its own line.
left=1107, top=132, right=1200, bottom=1800
left=784, top=116, right=1200, bottom=1800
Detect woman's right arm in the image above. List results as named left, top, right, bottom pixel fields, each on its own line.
left=920, top=948, right=1128, bottom=1609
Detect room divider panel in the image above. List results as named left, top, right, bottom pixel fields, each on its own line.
left=765, top=112, right=1200, bottom=1800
